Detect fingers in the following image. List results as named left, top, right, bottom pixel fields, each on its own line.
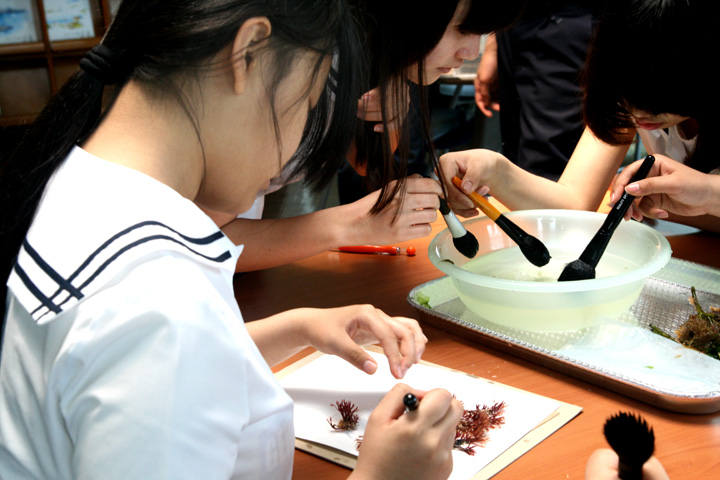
left=438, top=150, right=500, bottom=213
left=384, top=315, right=427, bottom=364
left=358, top=386, right=460, bottom=480
left=371, top=383, right=415, bottom=421
left=371, top=310, right=423, bottom=379
left=373, top=386, right=461, bottom=432
left=416, top=389, right=464, bottom=430
left=610, top=158, right=661, bottom=204
left=357, top=86, right=408, bottom=132
left=637, top=195, right=668, bottom=220
left=585, top=449, right=669, bottom=480
left=333, top=305, right=424, bottom=379
left=584, top=448, right=619, bottom=479
left=358, top=88, right=382, bottom=118
left=625, top=175, right=679, bottom=198
left=403, top=176, right=444, bottom=196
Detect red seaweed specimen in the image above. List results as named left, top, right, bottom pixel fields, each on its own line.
left=327, top=399, right=359, bottom=431
left=339, top=397, right=507, bottom=456
left=454, top=401, right=506, bottom=455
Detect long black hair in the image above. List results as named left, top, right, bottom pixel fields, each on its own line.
left=351, top=0, right=525, bottom=213
left=0, top=0, right=362, bottom=323
left=583, top=0, right=719, bottom=173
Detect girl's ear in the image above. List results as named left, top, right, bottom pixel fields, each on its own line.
left=231, top=17, right=272, bottom=95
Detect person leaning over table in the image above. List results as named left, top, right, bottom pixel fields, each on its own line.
left=439, top=0, right=720, bottom=234
left=205, top=0, right=527, bottom=273
left=0, top=1, right=468, bottom=479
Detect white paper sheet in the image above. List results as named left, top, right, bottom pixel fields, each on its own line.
left=279, top=351, right=563, bottom=480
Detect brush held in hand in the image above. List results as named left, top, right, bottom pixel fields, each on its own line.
left=603, top=412, right=655, bottom=480
left=451, top=177, right=550, bottom=267
left=438, top=197, right=479, bottom=259
left=558, top=155, right=655, bottom=282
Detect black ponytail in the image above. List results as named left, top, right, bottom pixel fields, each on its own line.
left=0, top=61, right=112, bottom=317
left=1, top=0, right=361, bottom=328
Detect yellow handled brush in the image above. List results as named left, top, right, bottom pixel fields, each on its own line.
left=451, top=176, right=550, bottom=267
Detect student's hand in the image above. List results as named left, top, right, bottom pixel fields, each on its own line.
left=351, top=384, right=463, bottom=480
left=585, top=449, right=670, bottom=480
left=302, top=305, right=427, bottom=379
left=357, top=85, right=410, bottom=133
left=342, top=175, right=442, bottom=245
left=474, top=33, right=499, bottom=117
left=438, top=149, right=503, bottom=217
left=610, top=154, right=720, bottom=221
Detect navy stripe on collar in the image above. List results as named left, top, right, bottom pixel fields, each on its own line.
left=17, top=221, right=232, bottom=322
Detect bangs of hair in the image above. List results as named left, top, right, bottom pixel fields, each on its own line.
left=583, top=0, right=712, bottom=145
left=458, top=0, right=525, bottom=35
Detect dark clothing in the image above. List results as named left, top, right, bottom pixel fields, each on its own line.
left=496, top=2, right=601, bottom=180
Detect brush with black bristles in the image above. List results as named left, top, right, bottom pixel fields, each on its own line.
left=603, top=412, right=655, bottom=480
left=438, top=197, right=480, bottom=259
left=451, top=176, right=550, bottom=267
left=558, top=155, right=655, bottom=282
left=427, top=173, right=479, bottom=259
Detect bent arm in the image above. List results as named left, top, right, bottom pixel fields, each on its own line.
left=221, top=177, right=442, bottom=272
left=441, top=127, right=629, bottom=214
left=222, top=210, right=345, bottom=272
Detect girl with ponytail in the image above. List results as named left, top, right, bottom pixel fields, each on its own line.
left=0, top=2, right=463, bottom=479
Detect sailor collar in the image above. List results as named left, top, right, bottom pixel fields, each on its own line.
left=8, top=146, right=242, bottom=325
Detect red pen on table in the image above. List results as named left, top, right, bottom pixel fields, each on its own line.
left=337, top=245, right=416, bottom=256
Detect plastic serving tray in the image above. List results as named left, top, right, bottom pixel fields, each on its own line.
left=408, top=258, right=720, bottom=414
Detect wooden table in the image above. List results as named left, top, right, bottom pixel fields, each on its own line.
left=233, top=220, right=720, bottom=479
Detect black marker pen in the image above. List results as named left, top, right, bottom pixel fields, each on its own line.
left=403, top=393, right=419, bottom=412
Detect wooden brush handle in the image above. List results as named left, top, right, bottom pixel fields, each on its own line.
left=451, top=176, right=501, bottom=221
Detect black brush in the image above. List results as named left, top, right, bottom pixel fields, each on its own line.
left=451, top=176, right=550, bottom=267
left=438, top=197, right=480, bottom=259
left=558, top=155, right=655, bottom=282
left=603, top=412, right=655, bottom=480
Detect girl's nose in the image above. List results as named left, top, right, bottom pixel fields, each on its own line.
left=458, top=34, right=482, bottom=61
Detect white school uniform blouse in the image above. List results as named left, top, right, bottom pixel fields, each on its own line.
left=0, top=147, right=294, bottom=480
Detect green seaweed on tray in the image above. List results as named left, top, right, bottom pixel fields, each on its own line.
left=676, top=287, right=720, bottom=360
left=415, top=292, right=431, bottom=309
left=651, top=287, right=720, bottom=361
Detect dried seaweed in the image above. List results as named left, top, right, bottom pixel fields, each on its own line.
left=327, top=399, right=359, bottom=431
left=454, top=401, right=506, bottom=455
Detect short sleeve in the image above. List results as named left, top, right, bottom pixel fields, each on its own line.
left=53, top=260, right=258, bottom=480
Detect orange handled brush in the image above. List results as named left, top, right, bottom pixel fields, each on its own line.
left=338, top=245, right=416, bottom=256
left=451, top=176, right=550, bottom=267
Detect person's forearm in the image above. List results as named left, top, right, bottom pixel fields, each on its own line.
left=708, top=174, right=720, bottom=218
left=222, top=208, right=347, bottom=272
left=486, top=154, right=583, bottom=210
left=554, top=127, right=630, bottom=210
left=245, top=309, right=312, bottom=367
left=666, top=212, right=720, bottom=234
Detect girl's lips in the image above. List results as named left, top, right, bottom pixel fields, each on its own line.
left=437, top=67, right=453, bottom=74
left=635, top=121, right=663, bottom=130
